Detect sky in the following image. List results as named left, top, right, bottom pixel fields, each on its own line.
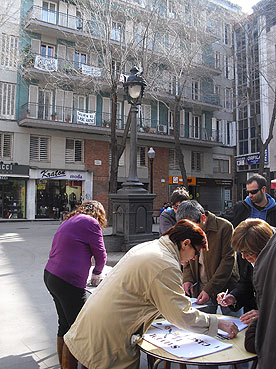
left=234, top=0, right=259, bottom=14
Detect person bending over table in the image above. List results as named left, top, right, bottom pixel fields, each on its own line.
left=44, top=201, right=107, bottom=369
left=217, top=218, right=273, bottom=327
left=62, top=219, right=238, bottom=369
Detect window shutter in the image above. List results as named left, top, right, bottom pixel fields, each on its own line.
left=3, top=133, right=12, bottom=158
left=88, top=94, right=96, bottom=112
left=40, top=137, right=49, bottom=160
left=29, top=85, right=38, bottom=117
left=31, top=38, right=40, bottom=54
left=74, top=140, right=82, bottom=161
left=57, top=44, right=66, bottom=59
left=30, top=136, right=39, bottom=160
left=66, top=138, right=74, bottom=162
left=55, top=89, right=64, bottom=121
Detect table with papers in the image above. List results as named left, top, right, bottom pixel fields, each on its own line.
left=138, top=316, right=258, bottom=369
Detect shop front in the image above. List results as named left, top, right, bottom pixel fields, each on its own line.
left=0, top=163, right=29, bottom=219
left=27, top=168, right=93, bottom=220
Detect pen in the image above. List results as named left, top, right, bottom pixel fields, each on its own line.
left=222, top=289, right=229, bottom=303
left=187, top=282, right=198, bottom=297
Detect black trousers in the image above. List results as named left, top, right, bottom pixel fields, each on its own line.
left=44, top=269, right=86, bottom=337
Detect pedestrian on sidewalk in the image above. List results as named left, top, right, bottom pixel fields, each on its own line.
left=62, top=219, right=238, bottom=369
left=43, top=200, right=107, bottom=369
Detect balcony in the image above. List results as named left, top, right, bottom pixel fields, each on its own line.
left=18, top=103, right=224, bottom=146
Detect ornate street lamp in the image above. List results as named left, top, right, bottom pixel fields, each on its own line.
left=110, top=66, right=156, bottom=250
left=123, top=66, right=147, bottom=185
left=147, top=147, right=155, bottom=194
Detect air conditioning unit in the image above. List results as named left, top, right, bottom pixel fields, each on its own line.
left=158, top=125, right=167, bottom=134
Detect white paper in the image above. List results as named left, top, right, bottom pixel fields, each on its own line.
left=217, top=316, right=247, bottom=337
left=190, top=298, right=208, bottom=310
left=143, top=320, right=232, bottom=359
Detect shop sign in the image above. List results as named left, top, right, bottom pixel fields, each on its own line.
left=38, top=169, right=84, bottom=180
left=236, top=149, right=268, bottom=166
left=169, top=176, right=196, bottom=186
left=0, top=163, right=29, bottom=176
left=196, top=178, right=233, bottom=186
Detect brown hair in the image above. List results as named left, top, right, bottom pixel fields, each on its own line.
left=170, top=187, right=190, bottom=205
left=64, top=200, right=107, bottom=229
left=163, top=219, right=208, bottom=251
left=232, top=218, right=273, bottom=255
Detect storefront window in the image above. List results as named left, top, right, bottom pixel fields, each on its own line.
left=36, top=179, right=82, bottom=219
left=0, top=179, right=26, bottom=219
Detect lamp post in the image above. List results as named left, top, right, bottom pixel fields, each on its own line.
left=147, top=147, right=155, bottom=194
left=109, top=66, right=156, bottom=250
left=123, top=66, right=147, bottom=187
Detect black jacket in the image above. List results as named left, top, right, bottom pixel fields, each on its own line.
left=220, top=200, right=276, bottom=228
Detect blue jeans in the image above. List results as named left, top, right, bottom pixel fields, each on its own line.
left=198, top=300, right=248, bottom=369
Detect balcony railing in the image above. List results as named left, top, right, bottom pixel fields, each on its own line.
left=19, top=103, right=224, bottom=143
left=22, top=52, right=103, bottom=78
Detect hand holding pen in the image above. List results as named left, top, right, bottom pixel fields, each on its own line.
left=183, top=282, right=198, bottom=297
left=217, top=289, right=236, bottom=307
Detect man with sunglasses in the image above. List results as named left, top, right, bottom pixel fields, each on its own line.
left=221, top=174, right=276, bottom=314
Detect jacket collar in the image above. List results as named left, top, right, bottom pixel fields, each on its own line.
left=159, top=235, right=181, bottom=265
left=205, top=211, right=217, bottom=232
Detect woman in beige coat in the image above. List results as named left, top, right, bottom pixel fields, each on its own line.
left=63, top=220, right=238, bottom=369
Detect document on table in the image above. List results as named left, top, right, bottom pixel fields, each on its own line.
left=143, top=320, right=232, bottom=359
left=217, top=316, right=247, bottom=338
left=190, top=298, right=208, bottom=310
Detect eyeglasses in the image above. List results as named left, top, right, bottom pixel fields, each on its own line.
left=246, top=188, right=261, bottom=195
left=191, top=244, right=200, bottom=257
left=241, top=250, right=256, bottom=257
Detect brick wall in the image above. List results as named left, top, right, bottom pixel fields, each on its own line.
left=84, top=139, right=110, bottom=211
left=149, top=146, right=169, bottom=212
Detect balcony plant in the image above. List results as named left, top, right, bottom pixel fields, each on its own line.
left=51, top=112, right=57, bottom=120
left=65, top=115, right=71, bottom=123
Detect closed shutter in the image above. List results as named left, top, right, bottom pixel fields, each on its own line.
left=29, top=85, right=38, bottom=117
left=59, top=2, right=67, bottom=26
left=142, top=104, right=151, bottom=127
left=74, top=140, right=82, bottom=161
left=90, top=53, right=97, bottom=66
left=180, top=110, right=185, bottom=137
left=31, top=39, right=40, bottom=54
left=0, top=133, right=12, bottom=159
left=67, top=47, right=74, bottom=66
left=102, top=97, right=111, bottom=122
left=55, top=89, right=64, bottom=121
left=65, top=138, right=74, bottom=162
left=57, top=44, right=66, bottom=63
left=64, top=91, right=73, bottom=121
left=30, top=136, right=49, bottom=161
left=88, top=94, right=96, bottom=112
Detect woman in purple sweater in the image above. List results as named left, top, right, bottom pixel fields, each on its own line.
left=44, top=200, right=107, bottom=369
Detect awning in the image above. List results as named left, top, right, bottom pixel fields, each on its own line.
left=271, top=179, right=276, bottom=189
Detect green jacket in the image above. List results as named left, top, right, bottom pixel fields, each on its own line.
left=183, top=211, right=239, bottom=303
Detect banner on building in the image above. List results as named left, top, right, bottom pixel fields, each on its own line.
left=34, top=55, right=58, bottom=72
left=81, top=65, right=102, bottom=77
left=77, top=111, right=96, bottom=125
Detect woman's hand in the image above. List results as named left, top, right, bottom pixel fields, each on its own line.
left=218, top=319, right=239, bottom=339
left=240, top=309, right=259, bottom=326
left=183, top=282, right=193, bottom=297
left=217, top=292, right=236, bottom=307
left=87, top=273, right=103, bottom=287
left=196, top=290, right=209, bottom=304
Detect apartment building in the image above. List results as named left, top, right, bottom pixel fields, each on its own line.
left=234, top=0, right=276, bottom=200
left=0, top=0, right=240, bottom=219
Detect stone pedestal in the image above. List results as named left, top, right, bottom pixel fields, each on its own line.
left=110, top=184, right=157, bottom=251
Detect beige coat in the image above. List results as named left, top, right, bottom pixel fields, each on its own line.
left=64, top=236, right=218, bottom=369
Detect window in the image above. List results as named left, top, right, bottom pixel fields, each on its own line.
left=224, top=24, right=231, bottom=45
left=112, top=60, right=121, bottom=78
left=42, top=1, right=56, bottom=24
left=65, top=138, right=83, bottom=163
left=169, top=149, right=179, bottom=170
left=191, top=115, right=200, bottom=139
left=192, top=80, right=199, bottom=100
left=0, top=82, right=16, bottom=119
left=0, top=132, right=12, bottom=159
left=0, top=34, right=18, bottom=68
left=41, top=44, right=54, bottom=58
left=111, top=22, right=125, bottom=42
left=225, top=56, right=229, bottom=79
left=30, top=135, right=50, bottom=161
left=191, top=152, right=201, bottom=171
left=74, top=52, right=86, bottom=69
left=225, top=88, right=232, bottom=110
left=213, top=159, right=229, bottom=173
left=137, top=146, right=146, bottom=167
left=215, top=51, right=220, bottom=69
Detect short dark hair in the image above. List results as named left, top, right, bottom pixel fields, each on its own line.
left=163, top=219, right=208, bottom=251
left=176, top=200, right=205, bottom=223
left=246, top=174, right=267, bottom=188
left=170, top=187, right=190, bottom=205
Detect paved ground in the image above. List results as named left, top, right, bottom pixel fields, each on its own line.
left=0, top=221, right=252, bottom=369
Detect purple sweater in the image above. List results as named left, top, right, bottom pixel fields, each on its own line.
left=45, top=214, right=107, bottom=289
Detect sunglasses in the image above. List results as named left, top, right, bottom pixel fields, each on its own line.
left=246, top=188, right=261, bottom=195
